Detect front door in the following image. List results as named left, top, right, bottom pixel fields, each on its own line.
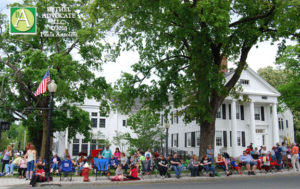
left=255, top=129, right=265, bottom=147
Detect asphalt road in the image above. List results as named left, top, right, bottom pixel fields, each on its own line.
left=7, top=174, right=300, bottom=189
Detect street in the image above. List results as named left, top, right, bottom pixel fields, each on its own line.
left=7, top=174, right=300, bottom=189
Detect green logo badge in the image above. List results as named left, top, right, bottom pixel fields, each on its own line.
left=10, top=7, right=37, bottom=35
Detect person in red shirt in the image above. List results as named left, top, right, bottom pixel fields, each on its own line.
left=126, top=164, right=139, bottom=180
left=29, top=164, right=46, bottom=187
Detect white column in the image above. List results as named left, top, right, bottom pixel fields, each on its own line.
left=231, top=100, right=237, bottom=157
left=266, top=104, right=271, bottom=149
left=272, top=103, right=280, bottom=144
left=65, top=128, right=69, bottom=149
left=249, top=101, right=256, bottom=144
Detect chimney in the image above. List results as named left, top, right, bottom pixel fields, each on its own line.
left=219, top=56, right=228, bottom=73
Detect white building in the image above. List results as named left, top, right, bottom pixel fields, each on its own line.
left=53, top=68, right=294, bottom=158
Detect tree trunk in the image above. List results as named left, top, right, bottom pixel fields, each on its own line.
left=199, top=119, right=216, bottom=158
left=40, top=109, right=48, bottom=158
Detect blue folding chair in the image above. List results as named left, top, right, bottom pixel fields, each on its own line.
left=60, top=159, right=73, bottom=181
left=95, top=158, right=109, bottom=180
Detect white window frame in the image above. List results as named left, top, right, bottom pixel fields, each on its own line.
left=216, top=107, right=221, bottom=118
left=196, top=131, right=200, bottom=147
left=236, top=104, right=240, bottom=119
left=186, top=132, right=192, bottom=147
left=215, top=131, right=223, bottom=146
left=254, top=107, right=261, bottom=120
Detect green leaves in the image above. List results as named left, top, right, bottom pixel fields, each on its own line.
left=123, top=109, right=164, bottom=152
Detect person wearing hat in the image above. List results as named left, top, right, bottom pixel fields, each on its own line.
left=142, top=153, right=153, bottom=175
left=5, top=152, right=21, bottom=176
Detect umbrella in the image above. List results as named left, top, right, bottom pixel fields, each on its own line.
left=78, top=151, right=87, bottom=156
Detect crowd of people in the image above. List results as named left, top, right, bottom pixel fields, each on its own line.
left=1, top=142, right=300, bottom=186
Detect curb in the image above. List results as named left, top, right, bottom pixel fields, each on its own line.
left=4, top=170, right=300, bottom=187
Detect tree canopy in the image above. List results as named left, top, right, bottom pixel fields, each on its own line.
left=90, top=0, right=300, bottom=156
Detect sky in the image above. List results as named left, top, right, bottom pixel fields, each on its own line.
left=0, top=0, right=292, bottom=84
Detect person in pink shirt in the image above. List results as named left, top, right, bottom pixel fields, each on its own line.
left=18, top=155, right=27, bottom=179
left=114, top=148, right=121, bottom=161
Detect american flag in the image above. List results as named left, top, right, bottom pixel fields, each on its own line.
left=34, top=70, right=50, bottom=96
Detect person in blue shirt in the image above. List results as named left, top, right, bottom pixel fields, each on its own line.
left=102, top=146, right=112, bottom=159
left=275, top=143, right=282, bottom=170
left=239, top=151, right=257, bottom=175
left=109, top=155, right=119, bottom=169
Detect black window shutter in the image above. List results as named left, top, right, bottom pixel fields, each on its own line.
left=228, top=104, right=231, bottom=120
left=223, top=131, right=227, bottom=147
left=230, top=131, right=232, bottom=147
left=286, top=120, right=288, bottom=128
left=242, top=131, right=246, bottom=147
left=222, top=104, right=226, bottom=119
left=185, top=133, right=187, bottom=147
left=240, top=105, right=244, bottom=120
left=191, top=132, right=195, bottom=147
left=261, top=106, right=265, bottom=121
left=171, top=134, right=173, bottom=147
left=177, top=134, right=179, bottom=147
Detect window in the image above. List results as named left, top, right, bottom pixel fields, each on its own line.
left=91, top=112, right=98, bottom=117
left=254, top=107, right=261, bottom=120
left=236, top=104, right=240, bottom=119
left=256, top=129, right=264, bottom=133
left=286, top=120, right=288, bottom=128
left=171, top=133, right=179, bottom=147
left=222, top=104, right=226, bottom=119
left=196, top=132, right=200, bottom=147
left=72, top=139, right=79, bottom=156
left=237, top=131, right=241, bottom=146
left=228, top=104, right=231, bottom=120
left=216, top=107, right=221, bottom=118
left=170, top=112, right=174, bottom=124
left=122, top=120, right=126, bottom=127
left=81, top=143, right=88, bottom=153
left=160, top=114, right=163, bottom=125
left=175, top=111, right=179, bottom=124
left=262, top=96, right=268, bottom=100
left=240, top=79, right=249, bottom=85
left=91, top=118, right=98, bottom=128
left=215, top=131, right=223, bottom=146
left=278, top=118, right=284, bottom=130
left=99, top=119, right=106, bottom=128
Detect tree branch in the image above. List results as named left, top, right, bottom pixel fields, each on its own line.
left=63, top=39, right=79, bottom=55
left=229, top=3, right=275, bottom=28
left=0, top=57, right=37, bottom=102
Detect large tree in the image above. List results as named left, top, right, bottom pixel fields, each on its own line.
left=90, top=0, right=299, bottom=157
left=0, top=0, right=110, bottom=157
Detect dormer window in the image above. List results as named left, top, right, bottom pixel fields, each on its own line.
left=240, top=79, right=249, bottom=85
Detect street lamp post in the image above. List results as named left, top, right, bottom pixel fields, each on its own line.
left=45, top=80, right=57, bottom=180
left=165, top=122, right=170, bottom=157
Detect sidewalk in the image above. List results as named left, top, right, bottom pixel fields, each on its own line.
left=1, top=170, right=300, bottom=188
